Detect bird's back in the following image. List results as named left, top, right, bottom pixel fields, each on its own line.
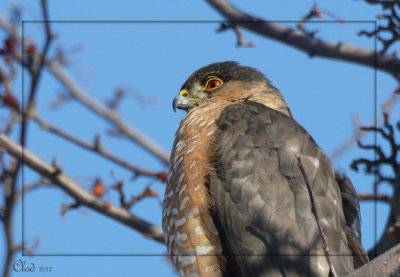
left=209, top=101, right=355, bottom=276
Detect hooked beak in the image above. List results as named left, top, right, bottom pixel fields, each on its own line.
left=173, top=89, right=192, bottom=112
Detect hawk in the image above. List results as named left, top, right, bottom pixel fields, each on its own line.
left=162, top=61, right=367, bottom=277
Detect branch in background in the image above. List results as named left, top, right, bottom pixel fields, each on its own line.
left=0, top=12, right=169, bottom=274
left=31, top=113, right=166, bottom=180
left=0, top=132, right=164, bottom=244
left=111, top=179, right=127, bottom=207
left=60, top=201, right=81, bottom=216
left=0, top=44, right=18, bottom=96
left=51, top=43, right=86, bottom=67
left=23, top=237, right=40, bottom=255
left=331, top=87, right=399, bottom=162
left=1, top=2, right=53, bottom=276
left=297, top=2, right=345, bottom=37
left=205, top=0, right=400, bottom=82
left=47, top=63, right=170, bottom=165
left=358, top=193, right=392, bottom=204
left=381, top=88, right=399, bottom=118
left=110, top=174, right=161, bottom=209
left=14, top=237, right=40, bottom=255
left=15, top=177, right=53, bottom=200
left=297, top=3, right=324, bottom=37
left=19, top=0, right=53, bottom=148
left=1, top=169, right=16, bottom=277
left=347, top=243, right=400, bottom=277
left=359, top=0, right=400, bottom=54
left=216, top=22, right=256, bottom=47
left=48, top=91, right=71, bottom=110
left=351, top=113, right=399, bottom=182
left=125, top=185, right=160, bottom=209
left=350, top=113, right=400, bottom=258
left=24, top=0, right=53, bottom=110
left=0, top=40, right=20, bottom=137
left=106, top=87, right=158, bottom=111
left=330, top=116, right=364, bottom=162
left=0, top=11, right=170, bottom=165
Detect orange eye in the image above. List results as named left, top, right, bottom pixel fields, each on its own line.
left=205, top=78, right=222, bottom=90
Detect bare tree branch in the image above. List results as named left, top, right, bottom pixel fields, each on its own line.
left=24, top=0, right=53, bottom=110
left=60, top=201, right=81, bottom=216
left=1, top=2, right=53, bottom=275
left=14, top=237, right=40, bottom=255
left=297, top=3, right=324, bottom=36
left=31, top=113, right=165, bottom=179
left=15, top=177, right=52, bottom=200
left=216, top=22, right=256, bottom=47
left=0, top=132, right=164, bottom=244
left=0, top=13, right=21, bottom=42
left=351, top=113, right=400, bottom=257
left=348, top=243, right=400, bottom=277
left=20, top=0, right=53, bottom=149
left=1, top=169, right=16, bottom=277
left=369, top=181, right=400, bottom=258
left=330, top=116, right=364, bottom=162
left=358, top=192, right=392, bottom=203
left=359, top=0, right=400, bottom=54
left=0, top=12, right=170, bottom=166
left=125, top=185, right=160, bottom=209
left=205, top=0, right=400, bottom=82
left=46, top=62, right=170, bottom=165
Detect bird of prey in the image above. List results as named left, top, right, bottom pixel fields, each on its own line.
left=162, top=61, right=367, bottom=277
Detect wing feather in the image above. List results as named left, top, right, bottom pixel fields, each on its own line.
left=209, top=101, right=356, bottom=277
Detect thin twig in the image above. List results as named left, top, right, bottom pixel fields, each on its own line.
left=217, top=22, right=256, bottom=47
left=351, top=113, right=400, bottom=185
left=0, top=132, right=164, bottom=243
left=205, top=0, right=400, bottom=81
left=297, top=3, right=323, bottom=36
left=14, top=237, right=40, bottom=255
left=111, top=180, right=126, bottom=207
left=347, top=243, right=400, bottom=277
left=20, top=0, right=53, bottom=148
left=0, top=12, right=170, bottom=165
left=60, top=201, right=81, bottom=216
left=0, top=5, right=54, bottom=275
left=125, top=185, right=159, bottom=209
left=2, top=4, right=53, bottom=274
left=47, top=63, right=170, bottom=165
left=15, top=177, right=53, bottom=200
left=26, top=0, right=52, bottom=106
left=358, top=193, right=392, bottom=203
left=296, top=156, right=337, bottom=277
left=1, top=170, right=15, bottom=277
left=358, top=0, right=400, bottom=54
left=330, top=116, right=364, bottom=162
left=31, top=113, right=164, bottom=179
left=352, top=112, right=400, bottom=257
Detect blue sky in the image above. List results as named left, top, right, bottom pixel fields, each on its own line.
left=0, top=0, right=399, bottom=276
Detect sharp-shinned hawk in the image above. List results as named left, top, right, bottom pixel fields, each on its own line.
left=162, top=61, right=367, bottom=277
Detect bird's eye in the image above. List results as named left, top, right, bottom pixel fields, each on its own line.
left=205, top=78, right=223, bottom=90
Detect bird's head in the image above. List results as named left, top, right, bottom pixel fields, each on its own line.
left=173, top=61, right=291, bottom=116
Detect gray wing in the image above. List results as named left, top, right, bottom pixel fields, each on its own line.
left=208, top=101, right=354, bottom=277
left=335, top=172, right=369, bottom=268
